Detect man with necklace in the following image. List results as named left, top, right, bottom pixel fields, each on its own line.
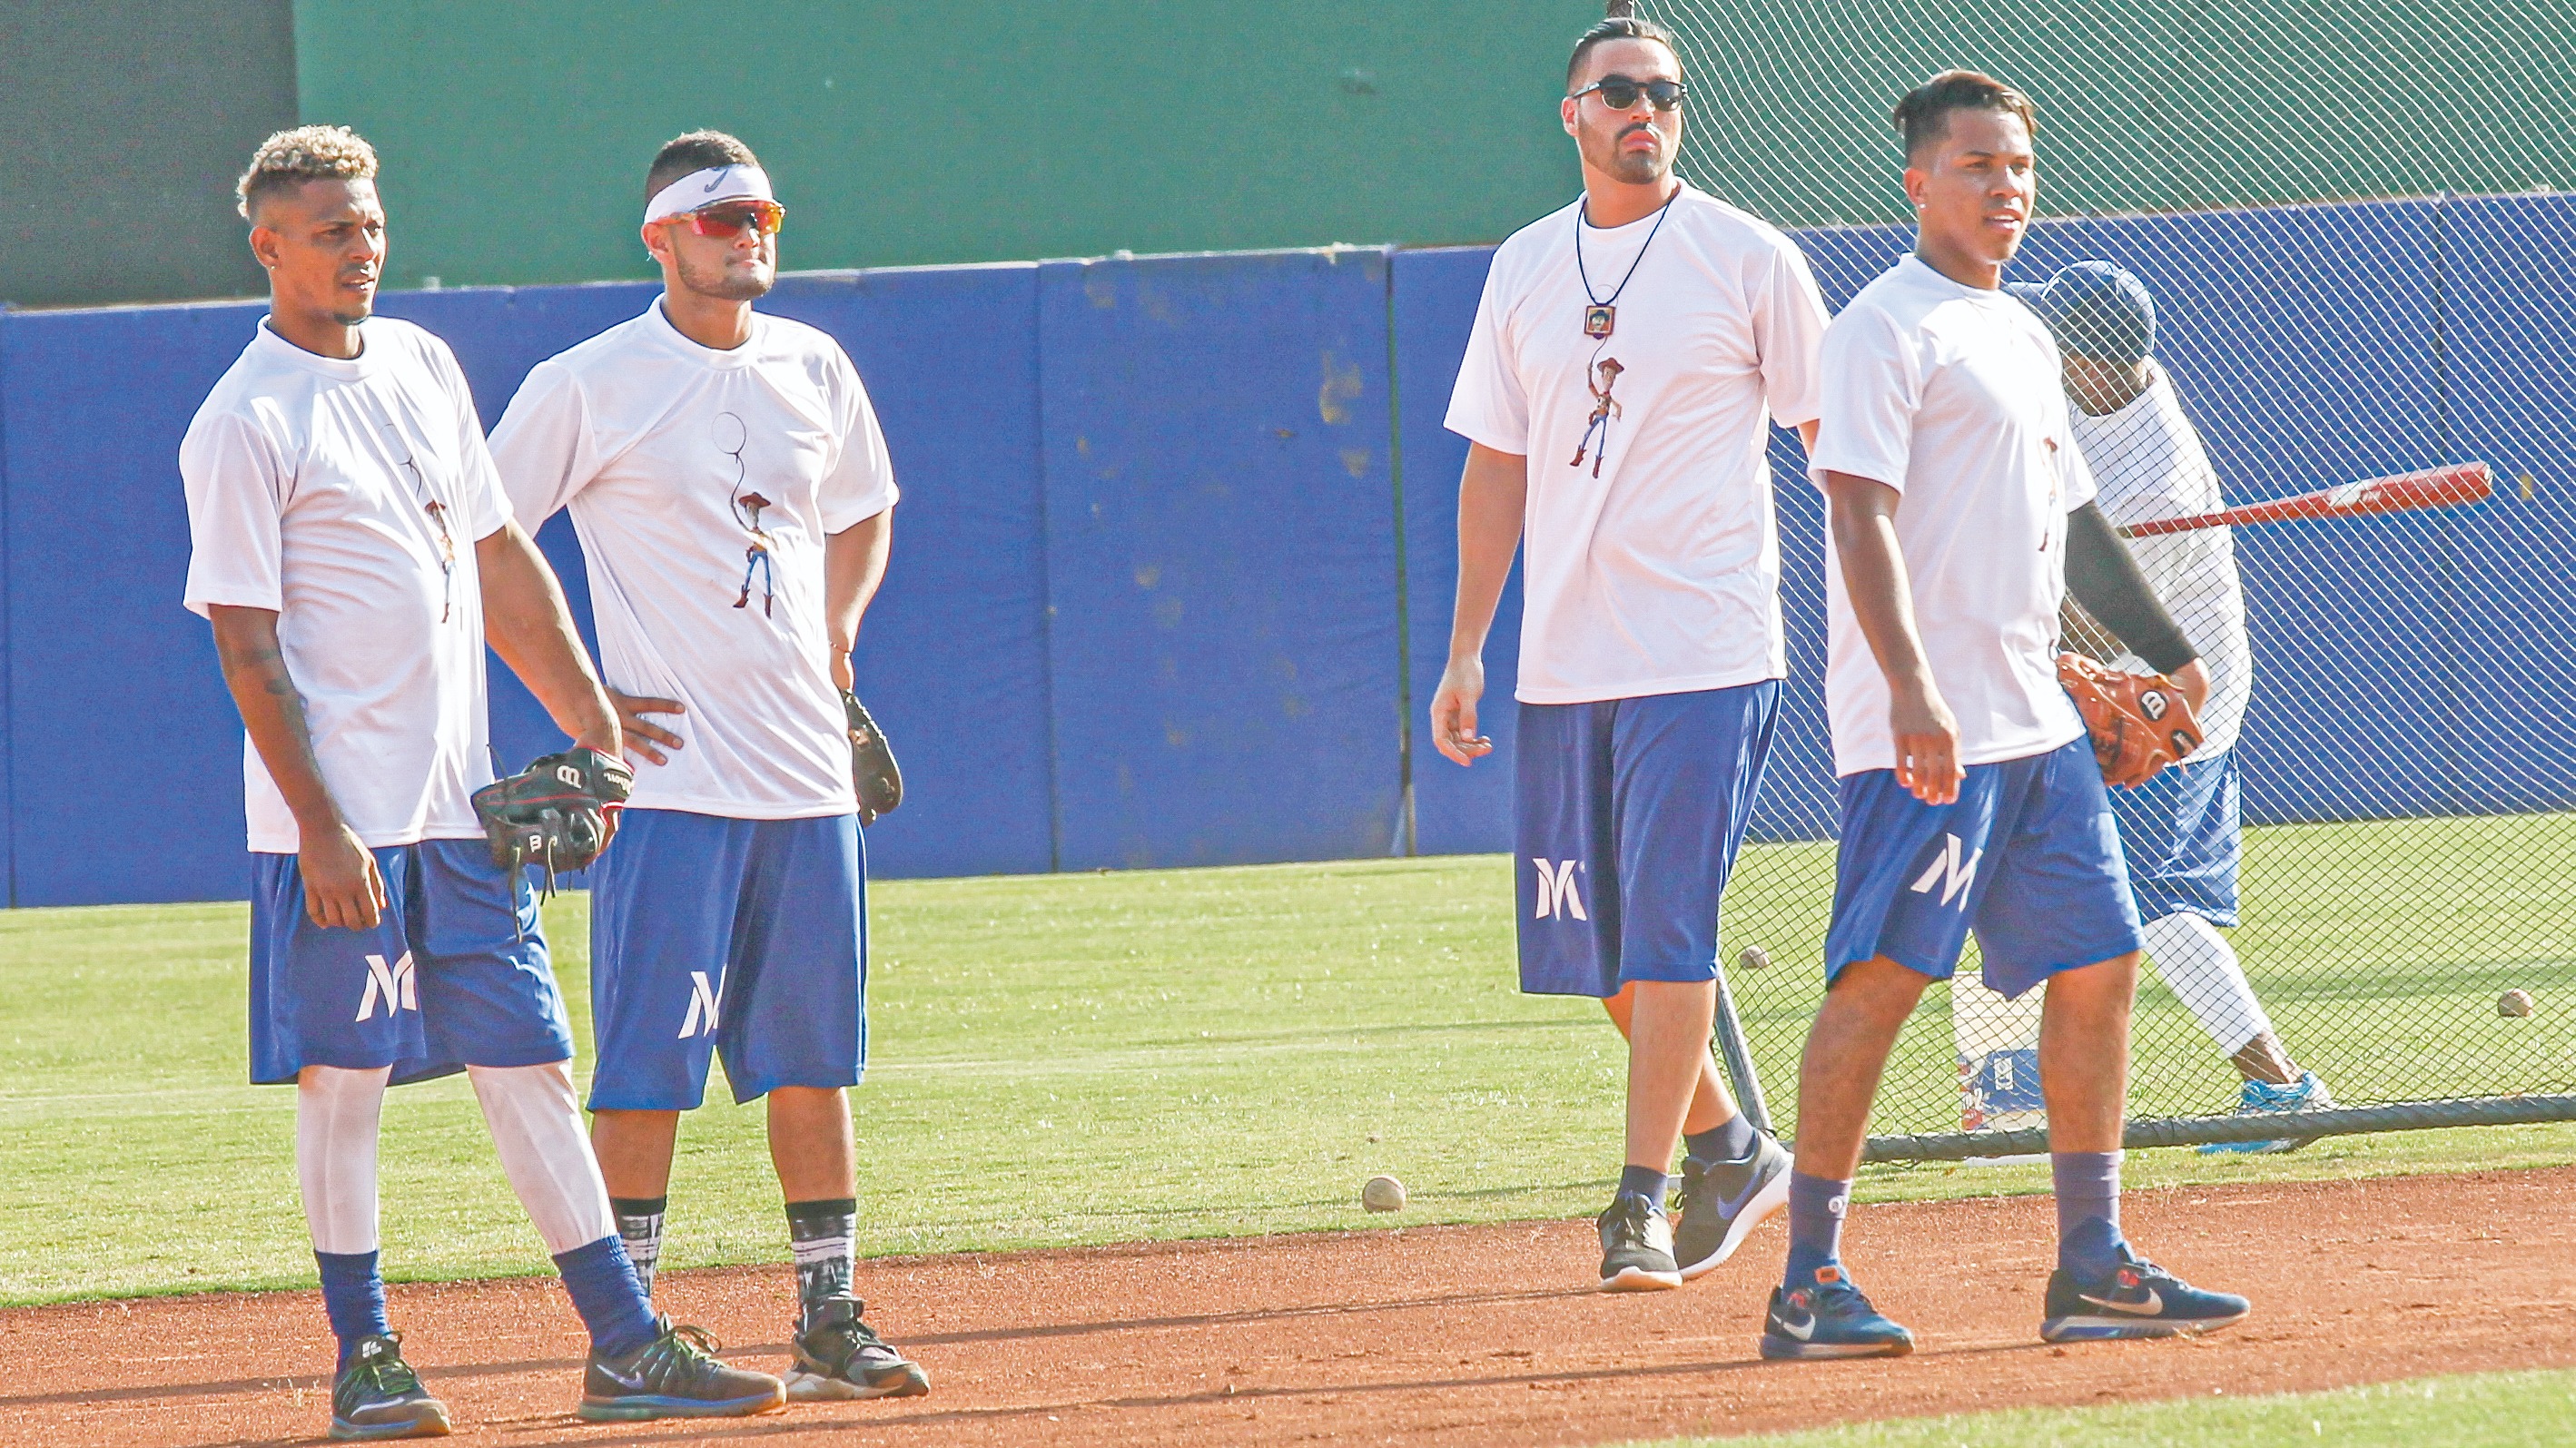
left=1431, top=4, right=1829, bottom=1292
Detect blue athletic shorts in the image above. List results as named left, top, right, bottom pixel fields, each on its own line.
left=1826, top=734, right=2144, bottom=999
left=1514, top=681, right=1781, bottom=997
left=248, top=840, right=575, bottom=1086
left=587, top=809, right=867, bottom=1110
left=2107, top=747, right=2241, bottom=926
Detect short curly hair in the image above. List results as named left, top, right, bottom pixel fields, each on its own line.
left=236, top=124, right=380, bottom=220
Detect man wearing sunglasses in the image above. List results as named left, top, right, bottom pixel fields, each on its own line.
left=1432, top=4, right=1830, bottom=1293
left=489, top=130, right=925, bottom=1403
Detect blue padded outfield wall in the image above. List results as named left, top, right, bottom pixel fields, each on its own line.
left=0, top=196, right=2569, bottom=904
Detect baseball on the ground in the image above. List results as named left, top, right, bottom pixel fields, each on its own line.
left=1361, top=1175, right=1407, bottom=1212
left=1738, top=946, right=1772, bottom=970
left=2500, top=989, right=2534, bottom=1018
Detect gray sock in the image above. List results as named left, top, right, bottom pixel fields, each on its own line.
left=609, top=1197, right=666, bottom=1297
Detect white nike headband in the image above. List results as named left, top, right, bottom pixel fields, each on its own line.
left=643, top=164, right=775, bottom=226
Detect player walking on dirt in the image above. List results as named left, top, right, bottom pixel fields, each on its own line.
left=2013, top=261, right=2335, bottom=1150
left=182, top=126, right=784, bottom=1438
left=488, top=130, right=928, bottom=1402
left=1431, top=5, right=1828, bottom=1292
left=1765, top=73, right=2251, bottom=1358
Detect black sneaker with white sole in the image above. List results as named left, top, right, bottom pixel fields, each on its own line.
left=785, top=1295, right=931, bottom=1401
left=577, top=1317, right=786, bottom=1422
left=1672, top=1134, right=1793, bottom=1280
left=1596, top=1190, right=1683, bottom=1291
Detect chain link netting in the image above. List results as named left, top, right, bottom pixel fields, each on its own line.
left=1639, top=0, right=2576, bottom=1148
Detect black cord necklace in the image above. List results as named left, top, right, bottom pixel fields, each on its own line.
left=1574, top=185, right=1679, bottom=339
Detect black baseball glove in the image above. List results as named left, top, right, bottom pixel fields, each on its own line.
left=471, top=745, right=634, bottom=893
left=844, top=691, right=903, bottom=825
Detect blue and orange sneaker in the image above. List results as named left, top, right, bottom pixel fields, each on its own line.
left=2040, top=1246, right=2250, bottom=1342
left=2198, top=1070, right=2334, bottom=1155
left=1759, top=1266, right=1916, bottom=1360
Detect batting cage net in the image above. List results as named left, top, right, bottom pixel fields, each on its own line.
left=1640, top=0, right=2576, bottom=1157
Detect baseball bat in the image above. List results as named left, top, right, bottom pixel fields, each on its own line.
left=2118, top=461, right=2492, bottom=537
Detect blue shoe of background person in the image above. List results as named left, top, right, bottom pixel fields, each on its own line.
left=2039, top=1246, right=2250, bottom=1342
left=1673, top=1134, right=1793, bottom=1280
left=1759, top=1266, right=1917, bottom=1360
left=329, top=1334, right=450, bottom=1441
left=2197, top=1070, right=2334, bottom=1155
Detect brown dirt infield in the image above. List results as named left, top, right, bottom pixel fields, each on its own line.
left=5, top=1167, right=2571, bottom=1447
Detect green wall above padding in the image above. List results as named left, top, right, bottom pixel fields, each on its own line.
left=290, top=1, right=1603, bottom=291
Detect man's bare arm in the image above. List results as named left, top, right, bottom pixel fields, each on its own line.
left=206, top=606, right=387, bottom=930
left=475, top=520, right=619, bottom=757
left=1429, top=443, right=1529, bottom=767
left=824, top=508, right=893, bottom=694
left=1821, top=470, right=1962, bottom=805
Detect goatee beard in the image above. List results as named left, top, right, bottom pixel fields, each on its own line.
left=684, top=262, right=775, bottom=303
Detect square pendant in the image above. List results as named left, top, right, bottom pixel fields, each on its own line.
left=1584, top=304, right=1615, bottom=339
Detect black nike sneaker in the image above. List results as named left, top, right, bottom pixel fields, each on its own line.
left=1596, top=1190, right=1683, bottom=1291
left=577, top=1316, right=786, bottom=1422
left=785, top=1295, right=932, bottom=1401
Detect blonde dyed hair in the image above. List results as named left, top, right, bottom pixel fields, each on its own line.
left=235, top=124, right=380, bottom=219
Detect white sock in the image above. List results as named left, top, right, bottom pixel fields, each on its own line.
left=2140, top=911, right=2274, bottom=1059
left=297, top=1066, right=390, bottom=1256
left=468, top=1062, right=617, bottom=1256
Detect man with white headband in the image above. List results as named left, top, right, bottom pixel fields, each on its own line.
left=489, top=129, right=924, bottom=1403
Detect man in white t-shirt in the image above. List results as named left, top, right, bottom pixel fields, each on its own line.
left=1431, top=10, right=1827, bottom=1293
left=1762, top=73, right=2249, bottom=1361
left=2012, top=261, right=2333, bottom=1148
left=183, top=126, right=782, bottom=1438
left=488, top=130, right=925, bottom=1403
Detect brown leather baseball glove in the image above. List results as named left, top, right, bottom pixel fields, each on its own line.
left=2057, top=653, right=2203, bottom=789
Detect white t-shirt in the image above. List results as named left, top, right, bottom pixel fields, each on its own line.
left=1811, top=255, right=2096, bottom=776
left=181, top=318, right=511, bottom=852
left=1445, top=186, right=1829, bottom=704
left=489, top=303, right=898, bottom=819
left=2071, top=363, right=2251, bottom=757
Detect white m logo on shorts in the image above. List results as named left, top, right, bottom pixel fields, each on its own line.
left=677, top=970, right=723, bottom=1039
left=1533, top=858, right=1589, bottom=921
left=354, top=951, right=418, bottom=1022
left=1909, top=833, right=1983, bottom=909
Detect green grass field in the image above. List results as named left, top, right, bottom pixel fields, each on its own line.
left=0, top=814, right=2571, bottom=1305
left=1640, top=1367, right=2576, bottom=1447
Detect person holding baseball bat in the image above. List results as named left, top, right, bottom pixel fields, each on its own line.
left=2011, top=261, right=2334, bottom=1151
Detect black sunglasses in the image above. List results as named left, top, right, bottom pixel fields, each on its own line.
left=1572, top=75, right=1686, bottom=112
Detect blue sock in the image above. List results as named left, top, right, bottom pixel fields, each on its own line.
left=1684, top=1113, right=1759, bottom=1166
left=1616, top=1164, right=1669, bottom=1204
left=316, top=1250, right=390, bottom=1371
left=2053, top=1150, right=2125, bottom=1276
left=1781, top=1172, right=1851, bottom=1288
left=555, top=1236, right=660, bottom=1357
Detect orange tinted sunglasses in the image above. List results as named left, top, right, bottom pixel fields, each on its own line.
left=670, top=200, right=785, bottom=239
